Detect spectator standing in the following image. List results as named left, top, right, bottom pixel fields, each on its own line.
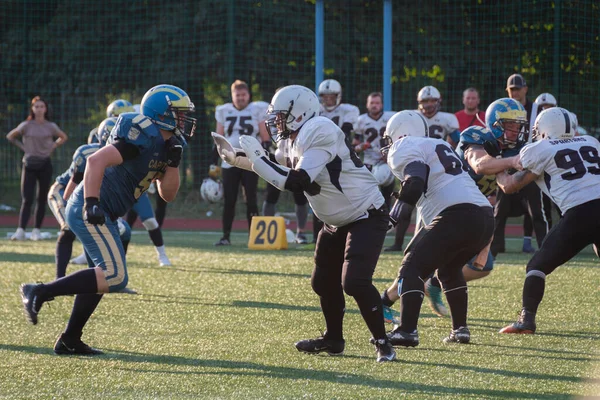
left=6, top=96, right=68, bottom=241
left=455, top=88, right=486, bottom=132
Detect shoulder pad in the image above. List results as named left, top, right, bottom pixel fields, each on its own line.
left=460, top=128, right=495, bottom=146
left=72, top=143, right=100, bottom=172
left=388, top=136, right=426, bottom=172
left=296, top=117, right=341, bottom=151
left=112, top=113, right=159, bottom=150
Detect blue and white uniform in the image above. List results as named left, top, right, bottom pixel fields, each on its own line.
left=66, top=113, right=173, bottom=292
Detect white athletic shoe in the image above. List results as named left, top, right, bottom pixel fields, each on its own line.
left=70, top=252, right=88, bottom=265
left=158, top=253, right=171, bottom=267
left=11, top=228, right=25, bottom=241
left=30, top=228, right=41, bottom=241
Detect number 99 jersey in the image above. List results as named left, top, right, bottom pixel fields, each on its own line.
left=520, top=135, right=600, bottom=213
left=387, top=136, right=490, bottom=226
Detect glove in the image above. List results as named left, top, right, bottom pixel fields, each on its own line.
left=354, top=142, right=371, bottom=153
left=84, top=197, right=106, bottom=225
left=165, top=135, right=184, bottom=168
left=483, top=139, right=502, bottom=158
left=239, top=136, right=267, bottom=162
left=208, top=164, right=221, bottom=179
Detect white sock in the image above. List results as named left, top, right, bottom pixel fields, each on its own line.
left=156, top=245, right=167, bottom=256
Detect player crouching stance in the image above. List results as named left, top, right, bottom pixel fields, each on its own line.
left=214, top=85, right=395, bottom=362
left=496, top=107, right=600, bottom=334
left=20, top=84, right=194, bottom=355
left=383, top=111, right=494, bottom=346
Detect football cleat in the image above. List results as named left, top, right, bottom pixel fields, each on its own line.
left=383, top=305, right=401, bottom=325
left=424, top=280, right=449, bottom=317
left=499, top=309, right=536, bottom=334
left=20, top=283, right=53, bottom=325
left=70, top=252, right=88, bottom=265
left=522, top=244, right=536, bottom=254
left=374, top=339, right=397, bottom=362
left=295, top=232, right=308, bottom=244
left=54, top=333, right=104, bottom=355
left=11, top=228, right=25, bottom=241
left=386, top=327, right=419, bottom=347
left=214, top=237, right=231, bottom=246
left=443, top=326, right=471, bottom=344
left=295, top=334, right=345, bottom=356
left=158, top=253, right=172, bottom=267
left=117, top=287, right=138, bottom=295
left=30, top=228, right=41, bottom=241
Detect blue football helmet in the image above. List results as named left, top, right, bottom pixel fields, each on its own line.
left=96, top=117, right=117, bottom=147
left=485, top=98, right=527, bottom=149
left=141, top=84, right=196, bottom=137
left=106, top=99, right=134, bottom=118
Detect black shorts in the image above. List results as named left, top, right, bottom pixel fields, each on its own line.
left=527, top=198, right=600, bottom=275
left=400, top=204, right=494, bottom=280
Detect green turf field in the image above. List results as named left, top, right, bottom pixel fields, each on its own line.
left=1, top=228, right=599, bottom=399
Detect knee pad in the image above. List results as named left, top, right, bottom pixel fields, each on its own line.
left=397, top=276, right=425, bottom=298
left=341, top=275, right=370, bottom=298
left=466, top=251, right=494, bottom=272
left=142, top=217, right=159, bottom=231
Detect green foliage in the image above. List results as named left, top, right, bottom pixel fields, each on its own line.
left=0, top=230, right=599, bottom=399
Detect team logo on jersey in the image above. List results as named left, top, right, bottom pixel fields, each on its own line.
left=128, top=127, right=140, bottom=141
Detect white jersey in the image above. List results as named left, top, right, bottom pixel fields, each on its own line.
left=320, top=103, right=360, bottom=132
left=520, top=135, right=600, bottom=213
left=278, top=116, right=384, bottom=227
left=387, top=136, right=490, bottom=226
left=355, top=111, right=397, bottom=166
left=416, top=110, right=460, bottom=141
left=215, top=101, right=269, bottom=168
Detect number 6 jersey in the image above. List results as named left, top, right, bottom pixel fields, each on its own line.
left=387, top=136, right=490, bottom=226
left=519, top=135, right=600, bottom=213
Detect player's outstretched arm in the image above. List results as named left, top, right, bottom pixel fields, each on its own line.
left=464, top=145, right=520, bottom=175
left=496, top=170, right=539, bottom=194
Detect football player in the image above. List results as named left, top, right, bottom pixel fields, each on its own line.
left=20, top=84, right=194, bottom=355
left=215, top=85, right=396, bottom=362
left=416, top=86, right=461, bottom=147
left=87, top=99, right=134, bottom=144
left=212, top=80, right=270, bottom=246
left=381, top=110, right=494, bottom=346
left=495, top=107, right=600, bottom=334
left=47, top=117, right=132, bottom=280
left=310, top=79, right=362, bottom=245
left=483, top=98, right=549, bottom=257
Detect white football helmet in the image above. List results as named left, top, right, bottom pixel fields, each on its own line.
left=318, top=79, right=342, bottom=112
left=384, top=110, right=429, bottom=144
left=417, top=86, right=441, bottom=117
left=534, top=93, right=557, bottom=110
left=533, top=107, right=576, bottom=140
left=265, top=85, right=320, bottom=141
left=372, top=163, right=395, bottom=187
left=200, top=178, right=223, bottom=203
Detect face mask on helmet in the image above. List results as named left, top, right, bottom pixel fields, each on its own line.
left=318, top=79, right=342, bottom=112
left=96, top=117, right=117, bottom=147
left=417, top=86, right=441, bottom=117
left=141, top=84, right=197, bottom=138
left=486, top=98, right=528, bottom=149
left=265, top=85, right=319, bottom=141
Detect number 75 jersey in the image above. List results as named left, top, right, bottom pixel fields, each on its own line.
left=520, top=135, right=600, bottom=213
left=387, top=136, right=490, bottom=226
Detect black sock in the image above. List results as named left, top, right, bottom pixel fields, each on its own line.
left=523, top=273, right=546, bottom=314
left=444, top=287, right=468, bottom=329
left=320, top=293, right=345, bottom=341
left=55, top=230, right=76, bottom=279
left=148, top=228, right=164, bottom=247
left=64, top=293, right=103, bottom=338
left=398, top=277, right=425, bottom=333
left=44, top=268, right=98, bottom=297
left=381, top=290, right=395, bottom=307
left=122, top=240, right=130, bottom=254
left=354, top=285, right=386, bottom=340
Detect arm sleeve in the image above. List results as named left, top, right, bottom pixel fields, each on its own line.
left=112, top=139, right=140, bottom=161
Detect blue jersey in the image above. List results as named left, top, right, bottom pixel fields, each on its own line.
left=98, top=112, right=180, bottom=217
left=55, top=143, right=101, bottom=186
left=457, top=127, right=498, bottom=197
